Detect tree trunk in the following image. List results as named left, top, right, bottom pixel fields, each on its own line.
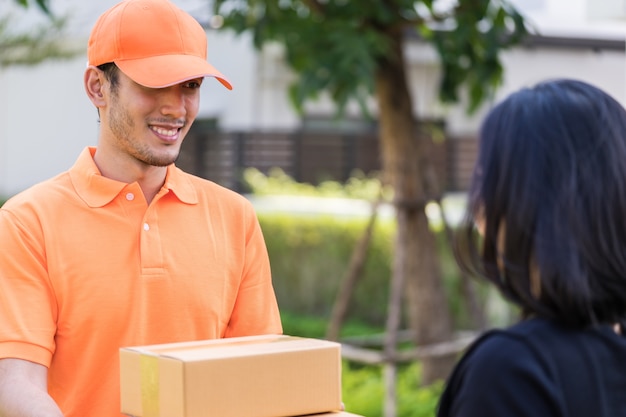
left=375, top=29, right=456, bottom=385
left=326, top=200, right=379, bottom=341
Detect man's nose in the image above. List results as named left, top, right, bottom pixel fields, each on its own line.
left=159, top=86, right=187, bottom=118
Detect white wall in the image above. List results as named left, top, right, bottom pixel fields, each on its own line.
left=0, top=58, right=95, bottom=195
left=1, top=0, right=625, bottom=197
left=446, top=46, right=626, bottom=136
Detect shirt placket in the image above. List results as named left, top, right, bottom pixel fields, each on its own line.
left=140, top=203, right=165, bottom=276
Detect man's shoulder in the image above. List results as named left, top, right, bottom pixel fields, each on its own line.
left=177, top=169, right=250, bottom=205
left=0, top=172, right=75, bottom=232
left=181, top=171, right=236, bottom=192
left=2, top=172, right=73, bottom=211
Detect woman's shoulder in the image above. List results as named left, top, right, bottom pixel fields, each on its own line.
left=461, top=319, right=584, bottom=372
left=438, top=318, right=626, bottom=416
left=445, top=319, right=584, bottom=399
left=461, top=320, right=557, bottom=375
left=436, top=320, right=564, bottom=417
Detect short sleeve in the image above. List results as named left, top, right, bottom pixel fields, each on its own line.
left=223, top=201, right=282, bottom=337
left=0, top=208, right=57, bottom=365
left=437, top=331, right=565, bottom=417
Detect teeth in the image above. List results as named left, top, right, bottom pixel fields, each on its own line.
left=151, top=126, right=178, bottom=137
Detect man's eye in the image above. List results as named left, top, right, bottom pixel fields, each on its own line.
left=184, top=80, right=203, bottom=89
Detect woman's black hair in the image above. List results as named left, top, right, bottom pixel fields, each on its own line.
left=457, top=78, right=626, bottom=329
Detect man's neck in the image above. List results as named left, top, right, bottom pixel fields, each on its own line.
left=92, top=147, right=168, bottom=205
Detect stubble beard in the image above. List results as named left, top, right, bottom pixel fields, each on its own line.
left=109, top=97, right=181, bottom=168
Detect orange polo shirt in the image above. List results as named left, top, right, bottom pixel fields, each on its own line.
left=0, top=147, right=282, bottom=417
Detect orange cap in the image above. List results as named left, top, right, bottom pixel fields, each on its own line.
left=87, top=0, right=232, bottom=90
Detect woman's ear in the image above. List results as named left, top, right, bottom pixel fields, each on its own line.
left=84, top=66, right=107, bottom=108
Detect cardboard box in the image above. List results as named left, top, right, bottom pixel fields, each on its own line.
left=120, top=334, right=342, bottom=417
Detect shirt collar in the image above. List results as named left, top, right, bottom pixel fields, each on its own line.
left=69, top=147, right=198, bottom=208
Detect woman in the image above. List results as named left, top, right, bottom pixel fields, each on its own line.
left=437, top=79, right=626, bottom=417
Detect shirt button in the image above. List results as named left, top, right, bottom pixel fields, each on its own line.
left=126, top=193, right=135, bottom=201
left=143, top=223, right=150, bottom=231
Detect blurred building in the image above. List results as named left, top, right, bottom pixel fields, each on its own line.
left=0, top=0, right=624, bottom=196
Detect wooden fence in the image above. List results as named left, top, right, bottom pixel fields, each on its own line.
left=177, top=125, right=478, bottom=193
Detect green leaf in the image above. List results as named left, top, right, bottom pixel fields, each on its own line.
left=213, top=0, right=528, bottom=115
left=13, top=0, right=51, bottom=14
left=35, top=0, right=50, bottom=14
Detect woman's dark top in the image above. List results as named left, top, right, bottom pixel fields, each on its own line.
left=437, top=318, right=626, bottom=416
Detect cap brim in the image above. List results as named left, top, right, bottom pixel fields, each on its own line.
left=116, top=54, right=232, bottom=90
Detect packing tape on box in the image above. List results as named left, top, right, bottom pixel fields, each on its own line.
left=140, top=355, right=160, bottom=417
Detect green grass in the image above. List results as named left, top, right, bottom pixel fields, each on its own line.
left=281, top=310, right=384, bottom=339
left=281, top=312, right=444, bottom=417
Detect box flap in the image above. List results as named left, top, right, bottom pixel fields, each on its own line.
left=122, top=335, right=340, bottom=362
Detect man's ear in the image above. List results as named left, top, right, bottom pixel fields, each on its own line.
left=84, top=66, right=107, bottom=108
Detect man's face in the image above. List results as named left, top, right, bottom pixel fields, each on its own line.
left=103, top=69, right=202, bottom=168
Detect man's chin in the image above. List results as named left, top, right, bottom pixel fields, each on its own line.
left=139, top=152, right=180, bottom=167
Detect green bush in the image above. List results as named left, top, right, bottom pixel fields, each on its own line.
left=260, top=212, right=395, bottom=326
left=260, top=210, right=487, bottom=331
left=243, top=167, right=393, bottom=201
left=281, top=310, right=384, bottom=338
left=282, top=311, right=443, bottom=417
left=343, top=362, right=444, bottom=417
left=247, top=167, right=498, bottom=331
